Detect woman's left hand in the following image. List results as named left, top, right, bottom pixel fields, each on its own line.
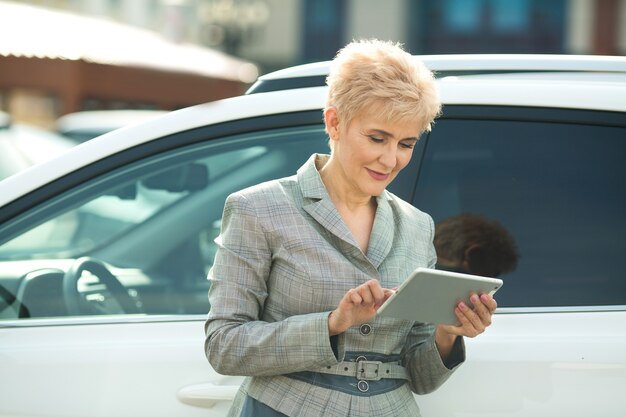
left=434, top=293, right=497, bottom=360
left=440, top=292, right=498, bottom=338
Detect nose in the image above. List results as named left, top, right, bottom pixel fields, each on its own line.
left=379, top=144, right=397, bottom=169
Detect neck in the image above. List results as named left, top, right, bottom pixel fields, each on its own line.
left=435, top=258, right=469, bottom=274
left=319, top=156, right=373, bottom=211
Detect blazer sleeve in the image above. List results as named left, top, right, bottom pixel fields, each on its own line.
left=400, top=323, right=465, bottom=395
left=204, top=192, right=343, bottom=377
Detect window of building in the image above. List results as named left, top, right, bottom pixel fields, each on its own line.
left=410, top=0, right=566, bottom=54
left=301, top=0, right=346, bottom=63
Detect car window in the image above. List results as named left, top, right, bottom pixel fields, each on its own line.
left=0, top=124, right=329, bottom=321
left=0, top=146, right=267, bottom=260
left=414, top=113, right=626, bottom=308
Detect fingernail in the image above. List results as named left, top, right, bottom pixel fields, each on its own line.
left=480, top=294, right=490, bottom=302
left=459, top=302, right=468, bottom=311
left=470, top=294, right=479, bottom=303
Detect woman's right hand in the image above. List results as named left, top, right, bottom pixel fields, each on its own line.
left=328, top=279, right=395, bottom=336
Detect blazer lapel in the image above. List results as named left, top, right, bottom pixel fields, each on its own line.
left=367, top=191, right=395, bottom=268
left=298, top=155, right=357, bottom=248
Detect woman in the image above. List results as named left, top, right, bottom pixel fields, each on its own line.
left=205, top=39, right=497, bottom=417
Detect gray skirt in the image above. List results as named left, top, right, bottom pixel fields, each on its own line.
left=240, top=395, right=288, bottom=417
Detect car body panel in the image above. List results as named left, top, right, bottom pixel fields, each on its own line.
left=419, top=311, right=626, bottom=416
left=3, top=311, right=624, bottom=416
left=0, top=318, right=238, bottom=417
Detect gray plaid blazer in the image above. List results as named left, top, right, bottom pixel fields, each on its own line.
left=205, top=154, right=464, bottom=417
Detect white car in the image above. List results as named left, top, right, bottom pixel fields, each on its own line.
left=0, top=55, right=625, bottom=417
left=55, top=109, right=170, bottom=143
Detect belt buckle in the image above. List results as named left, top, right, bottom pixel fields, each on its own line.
left=357, top=360, right=383, bottom=381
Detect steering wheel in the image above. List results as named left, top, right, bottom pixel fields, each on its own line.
left=63, top=257, right=140, bottom=316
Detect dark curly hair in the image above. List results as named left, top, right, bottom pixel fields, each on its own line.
left=434, top=213, right=519, bottom=277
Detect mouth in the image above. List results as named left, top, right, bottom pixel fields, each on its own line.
left=366, top=168, right=391, bottom=181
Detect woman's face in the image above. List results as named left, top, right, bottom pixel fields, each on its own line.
left=328, top=108, right=421, bottom=198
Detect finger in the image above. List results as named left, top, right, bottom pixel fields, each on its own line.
left=438, top=323, right=464, bottom=337
left=382, top=288, right=395, bottom=300
left=480, top=293, right=498, bottom=312
left=456, top=302, right=485, bottom=337
left=363, top=279, right=384, bottom=296
left=469, top=294, right=493, bottom=326
left=473, top=293, right=498, bottom=327
left=356, top=280, right=384, bottom=306
left=365, top=279, right=386, bottom=305
left=348, top=288, right=363, bottom=305
left=358, top=286, right=375, bottom=306
left=454, top=307, right=479, bottom=338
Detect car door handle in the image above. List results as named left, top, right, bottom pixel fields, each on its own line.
left=177, top=382, right=240, bottom=408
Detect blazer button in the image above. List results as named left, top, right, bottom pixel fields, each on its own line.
left=359, top=323, right=372, bottom=336
left=357, top=380, right=369, bottom=392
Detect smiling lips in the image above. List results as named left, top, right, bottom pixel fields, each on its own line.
left=366, top=168, right=391, bottom=181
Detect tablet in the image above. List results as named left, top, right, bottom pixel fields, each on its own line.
left=376, top=267, right=503, bottom=325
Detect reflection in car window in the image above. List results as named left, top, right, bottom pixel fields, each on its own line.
left=415, top=116, right=626, bottom=308
left=0, top=125, right=329, bottom=320
left=0, top=147, right=266, bottom=260
left=0, top=184, right=188, bottom=259
left=434, top=213, right=519, bottom=278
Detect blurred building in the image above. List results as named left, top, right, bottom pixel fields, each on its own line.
left=256, top=0, right=626, bottom=71
left=0, top=1, right=258, bottom=128
left=16, top=0, right=622, bottom=72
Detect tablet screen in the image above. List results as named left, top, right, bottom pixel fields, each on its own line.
left=376, top=267, right=502, bottom=325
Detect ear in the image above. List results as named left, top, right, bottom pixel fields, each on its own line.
left=464, top=244, right=497, bottom=277
left=464, top=244, right=485, bottom=272
left=324, top=107, right=340, bottom=143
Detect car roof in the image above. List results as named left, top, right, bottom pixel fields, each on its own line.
left=2, top=54, right=626, bottom=209
left=436, top=73, right=626, bottom=111
left=55, top=109, right=170, bottom=134
left=247, top=53, right=626, bottom=93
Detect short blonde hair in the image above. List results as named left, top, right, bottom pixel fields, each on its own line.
left=325, top=39, right=441, bottom=134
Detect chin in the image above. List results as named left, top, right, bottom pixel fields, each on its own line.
left=359, top=177, right=393, bottom=198
left=365, top=186, right=387, bottom=198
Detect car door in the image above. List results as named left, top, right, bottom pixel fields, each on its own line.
left=0, top=113, right=332, bottom=417
left=412, top=105, right=626, bottom=416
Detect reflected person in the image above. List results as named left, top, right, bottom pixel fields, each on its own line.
left=435, top=213, right=519, bottom=278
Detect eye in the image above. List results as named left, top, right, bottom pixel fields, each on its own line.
left=400, top=142, right=416, bottom=149
left=368, top=135, right=384, bottom=143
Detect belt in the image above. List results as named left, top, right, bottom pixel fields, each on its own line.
left=315, top=356, right=409, bottom=381
left=286, top=353, right=409, bottom=395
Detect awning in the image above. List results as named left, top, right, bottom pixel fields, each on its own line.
left=0, top=1, right=258, bottom=83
